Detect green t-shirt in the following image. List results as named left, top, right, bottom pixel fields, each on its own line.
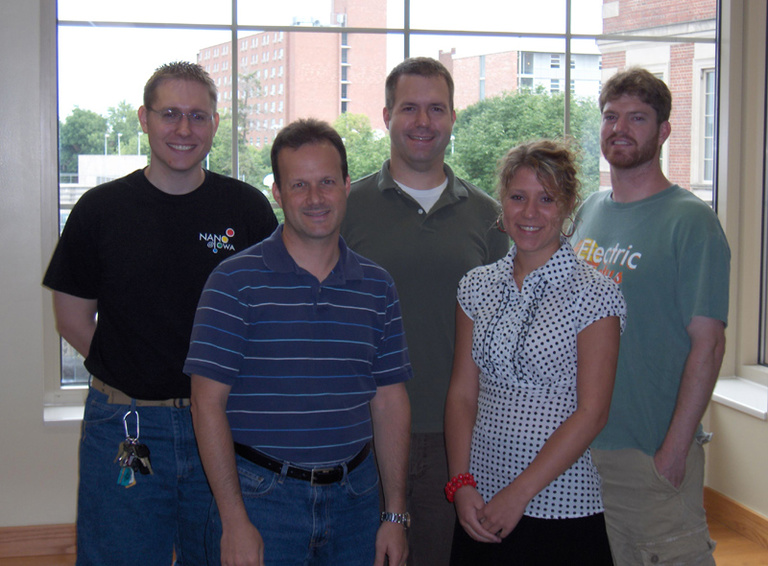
left=571, top=185, right=730, bottom=455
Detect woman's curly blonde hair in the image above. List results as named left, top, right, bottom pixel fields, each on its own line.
left=497, top=139, right=581, bottom=218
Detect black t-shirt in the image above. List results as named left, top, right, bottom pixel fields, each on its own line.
left=43, top=169, right=278, bottom=399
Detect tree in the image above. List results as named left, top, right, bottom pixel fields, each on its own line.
left=59, top=107, right=109, bottom=173
left=107, top=100, right=141, bottom=156
left=333, top=113, right=390, bottom=181
left=238, top=72, right=262, bottom=146
left=207, top=111, right=273, bottom=189
left=450, top=88, right=601, bottom=199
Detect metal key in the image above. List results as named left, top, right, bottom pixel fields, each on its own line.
left=115, top=440, right=136, bottom=468
left=131, top=442, right=154, bottom=475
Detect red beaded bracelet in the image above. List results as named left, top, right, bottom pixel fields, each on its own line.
left=444, top=473, right=477, bottom=503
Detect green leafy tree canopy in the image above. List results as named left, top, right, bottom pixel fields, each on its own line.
left=451, top=89, right=601, bottom=200
left=59, top=107, right=108, bottom=173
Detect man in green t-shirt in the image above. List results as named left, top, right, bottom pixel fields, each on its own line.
left=572, top=68, right=730, bottom=566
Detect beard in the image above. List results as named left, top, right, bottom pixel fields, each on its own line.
left=601, top=133, right=660, bottom=170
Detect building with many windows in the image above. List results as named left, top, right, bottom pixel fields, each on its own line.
left=599, top=0, right=717, bottom=195
left=197, top=0, right=387, bottom=146
left=440, top=48, right=602, bottom=109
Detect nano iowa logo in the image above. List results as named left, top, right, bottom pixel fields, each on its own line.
left=199, top=228, right=236, bottom=254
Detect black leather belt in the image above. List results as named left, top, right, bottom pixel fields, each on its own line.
left=233, top=442, right=371, bottom=485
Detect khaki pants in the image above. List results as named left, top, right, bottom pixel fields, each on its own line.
left=592, top=442, right=716, bottom=565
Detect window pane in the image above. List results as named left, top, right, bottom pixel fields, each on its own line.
left=58, top=0, right=231, bottom=25
left=55, top=0, right=721, bottom=387
left=238, top=0, right=335, bottom=27
left=570, top=0, right=604, bottom=35
left=409, top=0, right=567, bottom=34
left=57, top=26, right=231, bottom=386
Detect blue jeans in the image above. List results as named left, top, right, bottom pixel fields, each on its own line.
left=206, top=451, right=380, bottom=565
left=76, top=387, right=211, bottom=566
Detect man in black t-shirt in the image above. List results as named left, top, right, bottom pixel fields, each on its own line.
left=43, top=61, right=277, bottom=566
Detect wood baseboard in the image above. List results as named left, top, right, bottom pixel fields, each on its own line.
left=705, top=487, right=768, bottom=550
left=0, top=524, right=75, bottom=558
left=0, top=489, right=765, bottom=558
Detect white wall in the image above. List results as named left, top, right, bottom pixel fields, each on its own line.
left=705, top=0, right=768, bottom=517
left=0, top=1, right=80, bottom=526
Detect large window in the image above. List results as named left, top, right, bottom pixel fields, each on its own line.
left=55, top=0, right=720, bottom=389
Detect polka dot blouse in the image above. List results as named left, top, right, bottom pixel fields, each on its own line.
left=457, top=239, right=626, bottom=519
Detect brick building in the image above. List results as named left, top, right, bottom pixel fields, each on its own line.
left=599, top=0, right=717, bottom=195
left=197, top=0, right=386, bottom=146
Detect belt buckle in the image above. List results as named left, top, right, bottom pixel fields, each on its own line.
left=310, top=465, right=340, bottom=485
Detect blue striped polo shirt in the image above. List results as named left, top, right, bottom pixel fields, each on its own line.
left=184, top=226, right=412, bottom=466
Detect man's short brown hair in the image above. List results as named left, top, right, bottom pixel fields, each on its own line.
left=599, top=67, right=672, bottom=124
left=385, top=57, right=455, bottom=113
left=143, top=61, right=218, bottom=112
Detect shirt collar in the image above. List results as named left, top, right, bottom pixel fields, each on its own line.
left=262, top=225, right=364, bottom=283
left=500, top=237, right=577, bottom=291
left=376, top=159, right=468, bottom=202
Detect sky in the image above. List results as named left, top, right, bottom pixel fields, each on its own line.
left=57, top=0, right=603, bottom=119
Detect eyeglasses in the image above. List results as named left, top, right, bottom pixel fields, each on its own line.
left=147, top=107, right=214, bottom=126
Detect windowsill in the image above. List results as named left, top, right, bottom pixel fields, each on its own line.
left=712, top=376, right=768, bottom=420
left=43, top=377, right=768, bottom=423
left=44, top=403, right=84, bottom=423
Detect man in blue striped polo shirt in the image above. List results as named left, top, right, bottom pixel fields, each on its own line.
left=185, top=118, right=412, bottom=566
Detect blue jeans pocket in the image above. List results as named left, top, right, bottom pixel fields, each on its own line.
left=236, top=457, right=278, bottom=498
left=343, top=453, right=379, bottom=497
left=80, top=389, right=126, bottom=447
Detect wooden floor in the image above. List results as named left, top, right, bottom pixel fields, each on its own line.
left=0, top=520, right=765, bottom=565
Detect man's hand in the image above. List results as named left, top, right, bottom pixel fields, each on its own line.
left=374, top=521, right=408, bottom=566
left=220, top=520, right=264, bottom=566
left=654, top=446, right=687, bottom=488
left=655, top=316, right=726, bottom=489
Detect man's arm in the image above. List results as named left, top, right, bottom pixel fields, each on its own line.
left=51, top=290, right=97, bottom=358
left=190, top=374, right=264, bottom=566
left=369, top=381, right=410, bottom=566
left=654, top=315, right=726, bottom=487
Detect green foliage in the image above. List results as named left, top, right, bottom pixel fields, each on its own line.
left=58, top=94, right=600, bottom=208
left=238, top=72, right=262, bottom=146
left=333, top=113, right=390, bottom=181
left=451, top=89, right=601, bottom=200
left=59, top=107, right=108, bottom=173
left=107, top=100, right=142, bottom=155
left=208, top=111, right=273, bottom=190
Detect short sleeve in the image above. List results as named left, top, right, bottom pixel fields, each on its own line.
left=43, top=192, right=101, bottom=299
left=576, top=269, right=627, bottom=334
left=675, top=210, right=730, bottom=326
left=457, top=269, right=482, bottom=320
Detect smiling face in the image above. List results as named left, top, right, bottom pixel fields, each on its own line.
left=384, top=74, right=456, bottom=178
left=272, top=141, right=351, bottom=247
left=138, top=78, right=219, bottom=191
left=600, top=94, right=670, bottom=170
left=503, top=166, right=566, bottom=270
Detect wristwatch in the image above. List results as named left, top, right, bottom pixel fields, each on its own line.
left=380, top=511, right=411, bottom=529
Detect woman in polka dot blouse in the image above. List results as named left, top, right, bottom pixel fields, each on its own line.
left=445, top=140, right=626, bottom=565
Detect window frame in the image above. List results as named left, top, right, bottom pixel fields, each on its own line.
left=47, top=0, right=735, bottom=410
